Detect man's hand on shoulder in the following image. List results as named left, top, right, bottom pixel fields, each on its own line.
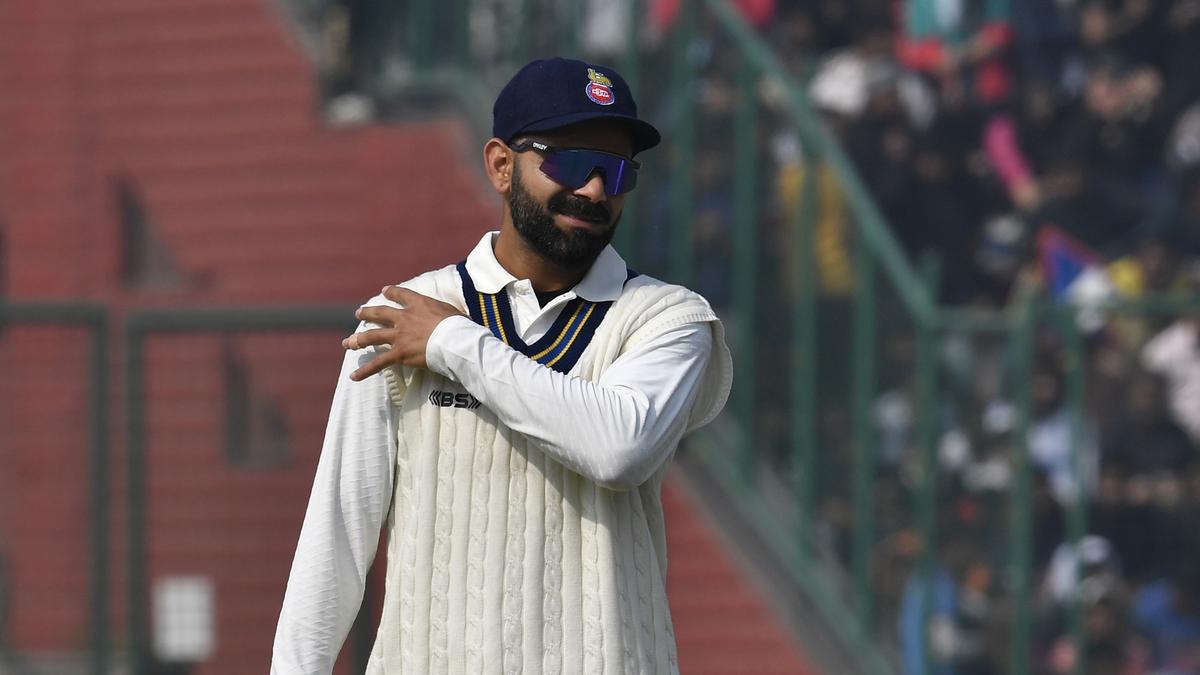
left=343, top=286, right=464, bottom=380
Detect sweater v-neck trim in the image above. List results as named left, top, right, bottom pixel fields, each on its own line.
left=456, top=261, right=637, bottom=374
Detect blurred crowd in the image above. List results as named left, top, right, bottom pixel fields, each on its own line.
left=709, top=1, right=1200, bottom=673
left=631, top=0, right=1200, bottom=673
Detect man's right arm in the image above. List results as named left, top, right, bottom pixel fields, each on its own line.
left=271, top=329, right=397, bottom=674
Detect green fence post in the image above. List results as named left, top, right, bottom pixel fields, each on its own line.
left=123, top=307, right=360, bottom=675
left=1055, top=309, right=1089, bottom=675
left=89, top=311, right=111, bottom=675
left=851, top=230, right=877, bottom=636
left=517, top=0, right=535, bottom=66
left=560, top=0, right=580, bottom=56
left=409, top=0, right=433, bottom=72
left=0, top=302, right=112, bottom=675
left=668, top=0, right=696, bottom=286
left=793, top=149, right=819, bottom=563
left=619, top=0, right=642, bottom=101
left=126, top=318, right=149, bottom=675
left=915, top=254, right=940, bottom=675
left=733, top=56, right=759, bottom=483
left=451, top=0, right=469, bottom=69
left=1010, top=298, right=1037, bottom=675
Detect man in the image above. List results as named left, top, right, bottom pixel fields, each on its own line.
left=271, top=57, right=732, bottom=675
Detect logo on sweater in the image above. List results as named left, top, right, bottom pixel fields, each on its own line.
left=428, top=389, right=482, bottom=409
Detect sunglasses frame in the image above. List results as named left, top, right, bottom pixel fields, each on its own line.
left=508, top=140, right=640, bottom=196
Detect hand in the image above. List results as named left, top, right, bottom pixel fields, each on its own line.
left=343, top=286, right=464, bottom=380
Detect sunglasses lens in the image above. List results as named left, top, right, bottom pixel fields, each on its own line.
left=599, top=156, right=637, bottom=196
left=540, top=150, right=638, bottom=196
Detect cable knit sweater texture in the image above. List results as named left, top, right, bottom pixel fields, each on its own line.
left=364, top=266, right=732, bottom=675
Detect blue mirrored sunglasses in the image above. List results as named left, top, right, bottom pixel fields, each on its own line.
left=509, top=140, right=639, bottom=196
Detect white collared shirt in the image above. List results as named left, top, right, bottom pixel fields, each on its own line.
left=271, top=233, right=716, bottom=674
left=460, top=232, right=631, bottom=342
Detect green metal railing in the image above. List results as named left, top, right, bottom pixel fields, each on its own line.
left=122, top=306, right=357, bottom=674
left=0, top=302, right=111, bottom=675
left=9, top=293, right=1172, bottom=675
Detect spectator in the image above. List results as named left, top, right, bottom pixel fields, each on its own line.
left=1101, top=369, right=1195, bottom=476
left=874, top=529, right=921, bottom=647
left=809, top=15, right=906, bottom=122
left=627, top=4, right=1200, bottom=673
left=1029, top=469, right=1068, bottom=576
left=894, top=133, right=994, bottom=303
left=1040, top=535, right=1123, bottom=607
left=983, top=79, right=1077, bottom=213
left=1090, top=461, right=1150, bottom=580
left=970, top=214, right=1031, bottom=308
left=895, top=0, right=1014, bottom=107
left=651, top=0, right=777, bottom=33
left=769, top=5, right=821, bottom=78
left=1142, top=315, right=1200, bottom=444
left=1079, top=57, right=1171, bottom=202
left=1181, top=462, right=1200, bottom=562
left=1073, top=1, right=1123, bottom=66
left=1106, top=231, right=1192, bottom=343
left=1140, top=166, right=1200, bottom=257
left=1042, top=591, right=1150, bottom=675
left=898, top=531, right=987, bottom=675
left=1009, top=0, right=1076, bottom=84
left=690, top=148, right=736, bottom=309
left=842, top=70, right=920, bottom=226
left=1028, top=357, right=1100, bottom=505
left=1133, top=556, right=1200, bottom=670
left=1164, top=0, right=1200, bottom=115
left=1115, top=0, right=1172, bottom=69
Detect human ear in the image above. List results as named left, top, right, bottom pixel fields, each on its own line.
left=484, top=138, right=513, bottom=194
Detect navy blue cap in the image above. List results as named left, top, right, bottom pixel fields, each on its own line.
left=492, top=57, right=661, bottom=156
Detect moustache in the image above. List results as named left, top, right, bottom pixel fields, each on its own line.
left=549, top=193, right=611, bottom=225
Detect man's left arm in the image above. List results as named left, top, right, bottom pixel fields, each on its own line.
left=431, top=316, right=712, bottom=490
left=346, top=287, right=716, bottom=491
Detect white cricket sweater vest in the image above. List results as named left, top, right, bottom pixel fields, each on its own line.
left=366, top=265, right=731, bottom=675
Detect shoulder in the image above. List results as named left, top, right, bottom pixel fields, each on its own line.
left=358, top=264, right=461, bottom=310
left=616, top=273, right=721, bottom=331
left=611, top=274, right=733, bottom=433
left=621, top=272, right=709, bottom=304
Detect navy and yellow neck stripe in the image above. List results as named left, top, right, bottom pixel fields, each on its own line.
left=457, top=262, right=637, bottom=374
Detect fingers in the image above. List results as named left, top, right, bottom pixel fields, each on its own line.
left=346, top=286, right=447, bottom=378
left=383, top=285, right=421, bottom=305
left=354, top=286, right=422, bottom=326
left=356, top=304, right=404, bottom=327
left=342, top=327, right=394, bottom=351
left=349, top=352, right=394, bottom=382
left=382, top=285, right=463, bottom=321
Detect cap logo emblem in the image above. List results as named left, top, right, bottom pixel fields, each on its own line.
left=585, top=68, right=615, bottom=106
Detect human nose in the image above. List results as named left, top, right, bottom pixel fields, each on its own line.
left=573, top=172, right=608, bottom=202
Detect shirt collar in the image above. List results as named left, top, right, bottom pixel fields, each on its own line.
left=463, top=232, right=628, bottom=302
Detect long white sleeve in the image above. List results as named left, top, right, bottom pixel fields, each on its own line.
left=425, top=315, right=713, bottom=490
left=271, top=331, right=397, bottom=675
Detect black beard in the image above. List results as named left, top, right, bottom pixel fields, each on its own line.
left=507, top=163, right=618, bottom=270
